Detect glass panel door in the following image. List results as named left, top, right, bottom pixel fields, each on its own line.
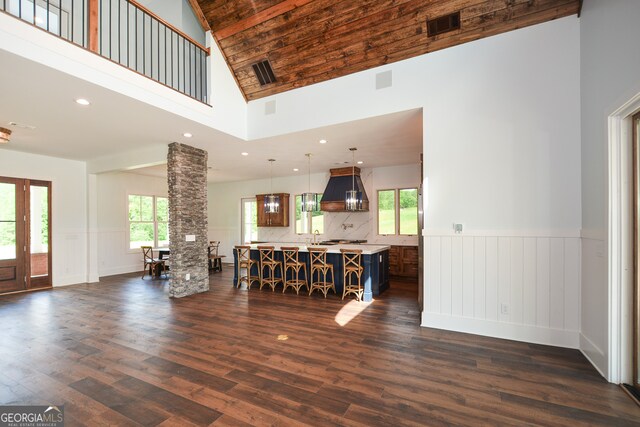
left=28, top=182, right=51, bottom=288
left=0, top=177, right=25, bottom=293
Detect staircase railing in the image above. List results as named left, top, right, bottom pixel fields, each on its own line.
left=2, top=0, right=209, bottom=104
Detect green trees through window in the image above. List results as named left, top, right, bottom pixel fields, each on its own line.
left=0, top=183, right=16, bottom=260
left=377, top=188, right=418, bottom=235
left=295, top=195, right=324, bottom=234
left=128, top=195, right=168, bottom=249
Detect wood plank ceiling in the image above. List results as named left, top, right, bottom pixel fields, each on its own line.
left=196, top=0, right=581, bottom=101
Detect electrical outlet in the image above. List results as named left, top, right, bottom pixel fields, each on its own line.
left=500, top=303, right=509, bottom=315
left=185, top=273, right=190, bottom=281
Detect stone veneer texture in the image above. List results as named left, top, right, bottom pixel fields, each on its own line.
left=167, top=142, right=209, bottom=298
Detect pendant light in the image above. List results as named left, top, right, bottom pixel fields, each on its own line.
left=264, top=159, right=280, bottom=214
left=301, top=153, right=319, bottom=212
left=345, top=147, right=363, bottom=211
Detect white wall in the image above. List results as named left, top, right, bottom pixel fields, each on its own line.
left=579, top=0, right=640, bottom=379
left=138, top=0, right=206, bottom=44
left=96, top=171, right=168, bottom=276
left=207, top=164, right=421, bottom=259
left=246, top=17, right=582, bottom=349
left=0, top=149, right=87, bottom=286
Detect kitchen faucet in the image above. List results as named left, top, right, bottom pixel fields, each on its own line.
left=313, top=229, right=320, bottom=245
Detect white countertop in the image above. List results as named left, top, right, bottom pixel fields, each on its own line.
left=247, top=242, right=390, bottom=255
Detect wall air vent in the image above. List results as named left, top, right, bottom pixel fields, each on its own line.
left=252, top=59, right=277, bottom=86
left=427, top=11, right=460, bottom=37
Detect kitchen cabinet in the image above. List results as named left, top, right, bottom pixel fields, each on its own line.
left=389, top=245, right=419, bottom=279
left=256, top=193, right=290, bottom=227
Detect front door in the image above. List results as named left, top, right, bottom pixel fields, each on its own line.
left=0, top=177, right=26, bottom=293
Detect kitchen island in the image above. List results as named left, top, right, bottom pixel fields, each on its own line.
left=233, top=243, right=390, bottom=302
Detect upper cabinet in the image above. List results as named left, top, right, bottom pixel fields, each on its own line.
left=256, top=194, right=290, bottom=227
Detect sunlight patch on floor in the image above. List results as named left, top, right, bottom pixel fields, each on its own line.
left=335, top=299, right=373, bottom=327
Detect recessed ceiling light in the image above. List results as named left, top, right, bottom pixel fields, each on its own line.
left=319, top=139, right=327, bottom=144
left=293, top=168, right=299, bottom=172
left=357, top=161, right=363, bottom=164
left=75, top=98, right=90, bottom=106
left=183, top=132, right=192, bottom=138
left=241, top=152, right=249, bottom=156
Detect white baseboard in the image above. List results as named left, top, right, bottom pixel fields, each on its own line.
left=53, top=275, right=88, bottom=287
left=421, top=312, right=579, bottom=349
left=99, top=264, right=142, bottom=277
left=579, top=332, right=608, bottom=380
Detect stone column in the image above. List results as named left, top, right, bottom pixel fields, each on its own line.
left=167, top=142, right=209, bottom=297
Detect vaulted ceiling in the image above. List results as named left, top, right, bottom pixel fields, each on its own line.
left=194, top=0, right=581, bottom=101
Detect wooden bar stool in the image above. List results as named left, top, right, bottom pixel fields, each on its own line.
left=341, top=249, right=364, bottom=301
left=308, top=247, right=336, bottom=298
left=257, top=246, right=283, bottom=292
left=235, top=245, right=259, bottom=289
left=281, top=246, right=308, bottom=294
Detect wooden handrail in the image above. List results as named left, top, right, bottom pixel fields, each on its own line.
left=128, top=0, right=210, bottom=55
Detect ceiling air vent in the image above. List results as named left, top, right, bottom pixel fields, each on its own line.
left=252, top=59, right=277, bottom=86
left=427, top=11, right=460, bottom=37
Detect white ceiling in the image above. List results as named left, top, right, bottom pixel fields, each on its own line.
left=0, top=48, right=422, bottom=183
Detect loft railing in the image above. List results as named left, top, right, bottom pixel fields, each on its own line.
left=1, top=0, right=209, bottom=104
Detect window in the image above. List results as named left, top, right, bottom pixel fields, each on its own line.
left=241, top=198, right=258, bottom=244
left=377, top=188, right=418, bottom=235
left=128, top=195, right=168, bottom=249
left=377, top=190, right=396, bottom=235
left=295, top=194, right=324, bottom=234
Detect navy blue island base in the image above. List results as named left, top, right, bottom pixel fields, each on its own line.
left=233, top=244, right=389, bottom=302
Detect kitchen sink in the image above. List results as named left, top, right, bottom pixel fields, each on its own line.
left=318, top=239, right=367, bottom=245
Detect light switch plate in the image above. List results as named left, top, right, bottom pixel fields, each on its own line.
left=186, top=235, right=196, bottom=242
left=453, top=223, right=463, bottom=233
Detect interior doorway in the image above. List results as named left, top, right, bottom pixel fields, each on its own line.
left=0, top=176, right=52, bottom=294
left=633, top=112, right=640, bottom=392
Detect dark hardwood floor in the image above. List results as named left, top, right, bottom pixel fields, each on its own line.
left=1, top=268, right=639, bottom=426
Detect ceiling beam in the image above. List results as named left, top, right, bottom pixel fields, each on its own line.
left=577, top=0, right=583, bottom=17
left=214, top=0, right=314, bottom=40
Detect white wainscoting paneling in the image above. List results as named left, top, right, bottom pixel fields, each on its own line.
left=422, top=234, right=581, bottom=348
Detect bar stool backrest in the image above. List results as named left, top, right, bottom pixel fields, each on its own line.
left=309, top=247, right=329, bottom=266
left=257, top=246, right=277, bottom=264
left=281, top=247, right=300, bottom=265
left=235, top=245, right=251, bottom=263
left=340, top=249, right=363, bottom=269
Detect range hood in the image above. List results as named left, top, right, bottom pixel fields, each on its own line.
left=320, top=167, right=369, bottom=212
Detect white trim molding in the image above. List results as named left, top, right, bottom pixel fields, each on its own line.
left=606, top=91, right=640, bottom=383
left=423, top=313, right=579, bottom=348
left=422, top=234, right=581, bottom=349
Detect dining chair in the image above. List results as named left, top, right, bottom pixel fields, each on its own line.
left=209, top=241, right=226, bottom=272
left=141, top=246, right=167, bottom=279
